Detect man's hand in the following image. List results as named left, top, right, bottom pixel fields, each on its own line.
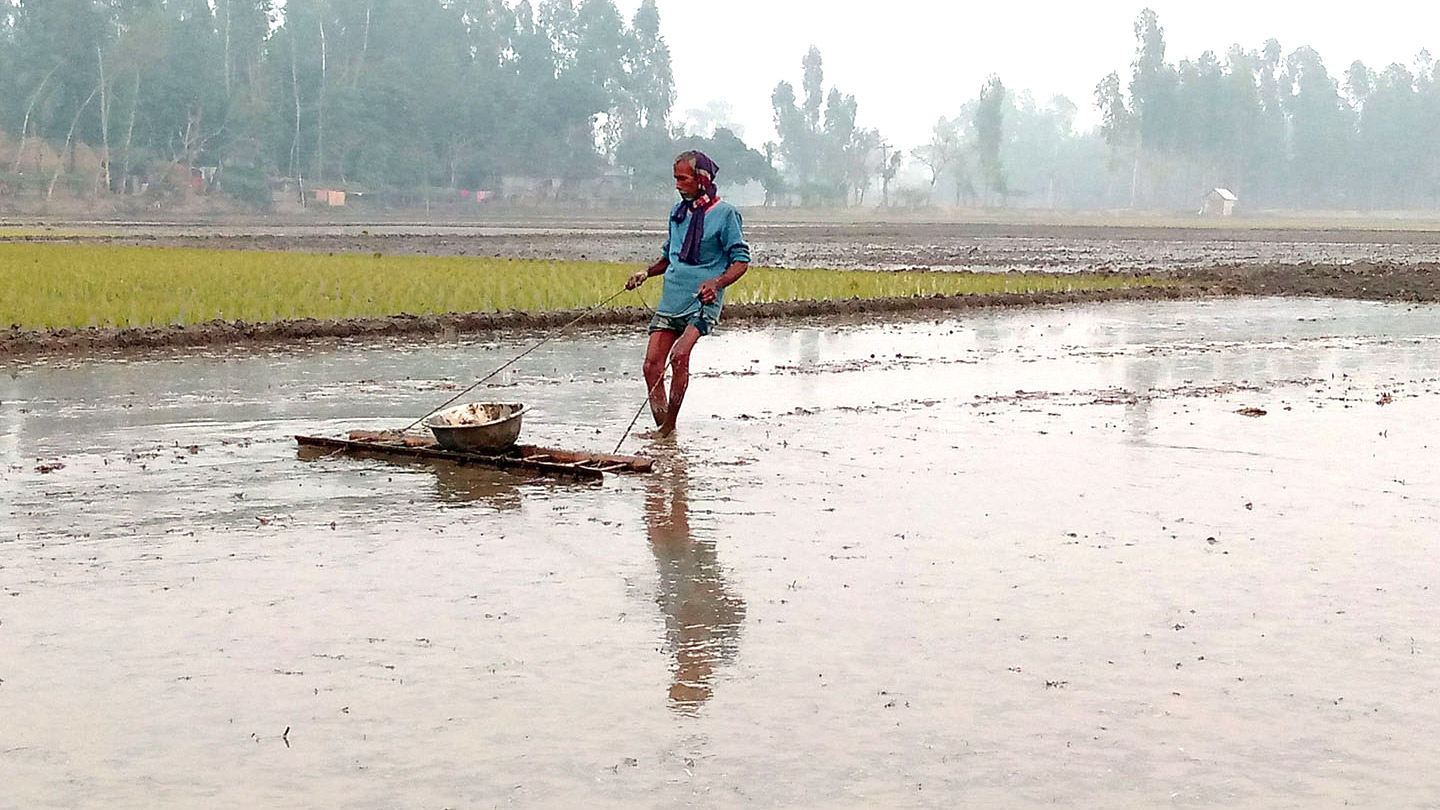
left=698, top=278, right=721, bottom=303
left=626, top=269, right=650, bottom=290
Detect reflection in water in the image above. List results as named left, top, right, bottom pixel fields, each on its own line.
left=429, top=462, right=526, bottom=509
left=296, top=444, right=525, bottom=509
left=645, top=453, right=745, bottom=715
left=1122, top=357, right=1159, bottom=445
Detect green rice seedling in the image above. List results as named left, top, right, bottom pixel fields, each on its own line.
left=0, top=243, right=1172, bottom=331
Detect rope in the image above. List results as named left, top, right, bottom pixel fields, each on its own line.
left=612, top=350, right=676, bottom=454
left=610, top=291, right=710, bottom=453
left=402, top=287, right=631, bottom=434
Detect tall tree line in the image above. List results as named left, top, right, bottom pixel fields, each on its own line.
left=3, top=2, right=1438, bottom=210
left=774, top=10, right=1440, bottom=211
left=1094, top=8, right=1440, bottom=210
left=0, top=0, right=688, bottom=201
left=769, top=46, right=885, bottom=206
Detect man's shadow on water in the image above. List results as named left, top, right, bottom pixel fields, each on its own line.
left=643, top=446, right=746, bottom=715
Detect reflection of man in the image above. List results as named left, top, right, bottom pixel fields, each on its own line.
left=645, top=456, right=745, bottom=714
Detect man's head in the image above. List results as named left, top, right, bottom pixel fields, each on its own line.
left=674, top=151, right=719, bottom=200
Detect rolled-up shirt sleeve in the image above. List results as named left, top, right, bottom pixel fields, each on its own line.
left=721, top=209, right=751, bottom=265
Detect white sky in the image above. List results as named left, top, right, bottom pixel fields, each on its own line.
left=627, top=0, right=1440, bottom=151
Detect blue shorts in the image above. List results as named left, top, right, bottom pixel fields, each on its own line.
left=648, top=311, right=714, bottom=336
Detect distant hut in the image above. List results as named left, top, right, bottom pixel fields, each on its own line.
left=500, top=176, right=563, bottom=205
left=1202, top=187, right=1237, bottom=216
left=269, top=177, right=304, bottom=212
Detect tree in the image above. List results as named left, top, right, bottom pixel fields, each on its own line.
left=616, top=123, right=776, bottom=199
left=1216, top=45, right=1262, bottom=198
left=911, top=116, right=964, bottom=204
left=821, top=86, right=856, bottom=200
left=571, top=0, right=627, bottom=158
left=769, top=46, right=883, bottom=205
left=1093, top=70, right=1136, bottom=204
left=1282, top=45, right=1353, bottom=205
left=879, top=145, right=902, bottom=207
left=801, top=45, right=823, bottom=132
left=974, top=74, right=1007, bottom=204
left=1251, top=38, right=1289, bottom=205
left=1358, top=62, right=1424, bottom=206
left=1003, top=92, right=1081, bottom=208
left=770, top=79, right=813, bottom=197
left=1127, top=8, right=1178, bottom=204
left=684, top=100, right=742, bottom=139
left=1130, top=8, right=1177, bottom=155
left=625, top=0, right=673, bottom=132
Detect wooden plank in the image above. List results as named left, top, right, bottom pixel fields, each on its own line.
left=347, top=429, right=432, bottom=447
left=334, top=432, right=651, bottom=472
left=512, top=444, right=654, bottom=472
left=296, top=434, right=654, bottom=479
left=296, top=434, right=604, bottom=480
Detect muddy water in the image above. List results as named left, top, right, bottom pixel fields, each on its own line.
left=4, top=297, right=1440, bottom=808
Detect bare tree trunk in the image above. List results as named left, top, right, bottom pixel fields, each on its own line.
left=317, top=19, right=326, bottom=182
left=49, top=87, right=99, bottom=200
left=1129, top=155, right=1139, bottom=208
left=290, top=33, right=301, bottom=179
left=880, top=145, right=891, bottom=207
left=98, top=46, right=111, bottom=193
left=355, top=3, right=371, bottom=89
left=222, top=0, right=231, bottom=98
left=120, top=68, right=140, bottom=193
left=14, top=66, right=58, bottom=174
left=179, top=106, right=203, bottom=168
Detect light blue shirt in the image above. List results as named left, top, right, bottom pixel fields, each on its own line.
left=658, top=200, right=750, bottom=322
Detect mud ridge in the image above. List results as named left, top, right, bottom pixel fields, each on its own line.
left=0, top=284, right=1200, bottom=357
left=11, top=259, right=1440, bottom=357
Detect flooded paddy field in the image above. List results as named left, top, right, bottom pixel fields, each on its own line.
left=4, top=296, right=1440, bottom=807
left=14, top=216, right=1440, bottom=272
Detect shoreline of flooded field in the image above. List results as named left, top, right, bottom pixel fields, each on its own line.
left=13, top=217, right=1440, bottom=280
left=5, top=297, right=1440, bottom=807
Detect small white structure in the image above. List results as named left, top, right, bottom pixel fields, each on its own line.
left=1202, top=187, right=1237, bottom=216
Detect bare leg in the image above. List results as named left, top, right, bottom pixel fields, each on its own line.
left=659, top=326, right=702, bottom=435
left=643, top=330, right=678, bottom=427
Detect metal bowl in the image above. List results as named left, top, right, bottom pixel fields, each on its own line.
left=422, top=402, right=528, bottom=454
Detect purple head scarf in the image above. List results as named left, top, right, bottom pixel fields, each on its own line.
left=671, top=150, right=720, bottom=265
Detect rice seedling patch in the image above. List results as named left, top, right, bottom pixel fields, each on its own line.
left=0, top=243, right=1171, bottom=330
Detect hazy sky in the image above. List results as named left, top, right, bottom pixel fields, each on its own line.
left=625, top=1, right=1440, bottom=150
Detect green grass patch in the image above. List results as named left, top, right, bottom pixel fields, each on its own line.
left=0, top=243, right=1171, bottom=330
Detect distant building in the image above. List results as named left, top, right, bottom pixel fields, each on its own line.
left=1202, top=187, right=1237, bottom=216
left=499, top=176, right=564, bottom=205
left=269, top=177, right=304, bottom=212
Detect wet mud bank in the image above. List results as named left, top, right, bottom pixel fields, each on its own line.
left=11, top=218, right=1440, bottom=356
left=0, top=282, right=1192, bottom=357
left=10, top=258, right=1440, bottom=356
left=1189, top=260, right=1440, bottom=300
left=17, top=217, right=1440, bottom=270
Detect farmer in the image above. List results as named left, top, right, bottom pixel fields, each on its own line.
left=626, top=150, right=750, bottom=435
